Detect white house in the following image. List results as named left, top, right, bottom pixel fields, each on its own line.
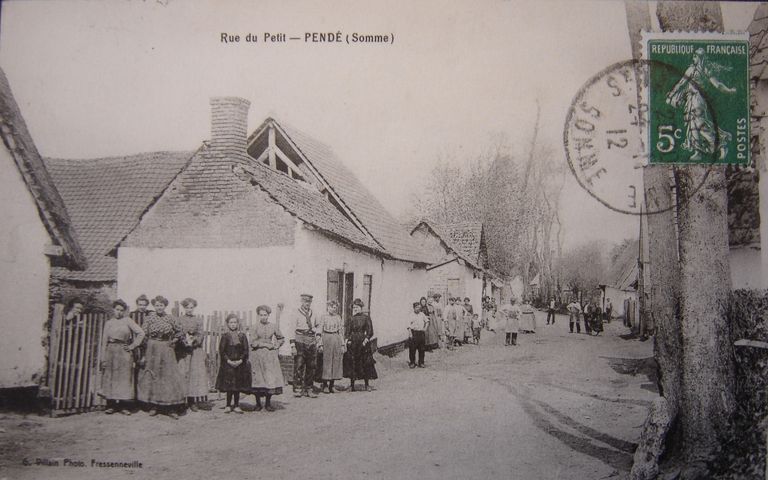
left=409, top=220, right=489, bottom=311
left=117, top=98, right=430, bottom=350
left=0, top=68, right=85, bottom=388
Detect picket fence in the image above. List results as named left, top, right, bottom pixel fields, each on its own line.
left=47, top=304, right=286, bottom=416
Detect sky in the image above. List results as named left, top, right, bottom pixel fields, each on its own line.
left=0, top=0, right=759, bottom=250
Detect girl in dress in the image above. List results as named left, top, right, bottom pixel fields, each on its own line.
left=319, top=300, right=344, bottom=393
left=250, top=305, right=285, bottom=412
left=100, top=299, right=145, bottom=414
left=215, top=313, right=251, bottom=413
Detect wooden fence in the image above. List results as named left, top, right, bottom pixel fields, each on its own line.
left=47, top=304, right=106, bottom=416
left=47, top=305, right=288, bottom=416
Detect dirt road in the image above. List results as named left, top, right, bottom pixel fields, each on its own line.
left=0, top=311, right=656, bottom=480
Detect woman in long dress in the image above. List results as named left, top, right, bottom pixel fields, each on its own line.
left=137, top=295, right=185, bottom=418
left=421, top=296, right=439, bottom=351
left=99, top=299, right=145, bottom=414
left=344, top=298, right=377, bottom=392
left=176, top=297, right=208, bottom=412
left=215, top=313, right=251, bottom=413
left=319, top=300, right=344, bottom=393
left=250, top=305, right=285, bottom=412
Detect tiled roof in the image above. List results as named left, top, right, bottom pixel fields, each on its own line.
left=255, top=119, right=431, bottom=263
left=412, top=220, right=483, bottom=271
left=45, top=151, right=193, bottom=280
left=0, top=68, right=86, bottom=269
left=237, top=162, right=383, bottom=253
left=440, top=222, right=484, bottom=266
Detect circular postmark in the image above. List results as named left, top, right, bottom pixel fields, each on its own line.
left=564, top=59, right=719, bottom=215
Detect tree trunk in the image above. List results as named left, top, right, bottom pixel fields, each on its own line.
left=626, top=2, right=735, bottom=477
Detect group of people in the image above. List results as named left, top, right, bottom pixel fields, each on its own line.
left=66, top=291, right=380, bottom=419
left=404, top=294, right=526, bottom=367
left=565, top=299, right=606, bottom=335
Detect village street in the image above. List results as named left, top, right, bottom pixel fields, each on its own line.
left=0, top=311, right=656, bottom=480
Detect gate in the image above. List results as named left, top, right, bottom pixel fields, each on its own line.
left=47, top=304, right=106, bottom=416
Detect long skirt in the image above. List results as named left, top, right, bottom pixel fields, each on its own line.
left=321, top=332, right=344, bottom=380
left=100, top=343, right=135, bottom=401
left=137, top=339, right=185, bottom=405
left=251, top=348, right=284, bottom=395
left=215, top=359, right=252, bottom=392
left=424, top=317, right=440, bottom=350
left=343, top=336, right=378, bottom=381
left=177, top=347, right=209, bottom=397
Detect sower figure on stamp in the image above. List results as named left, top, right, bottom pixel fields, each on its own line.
left=666, top=48, right=736, bottom=162
left=289, top=293, right=320, bottom=398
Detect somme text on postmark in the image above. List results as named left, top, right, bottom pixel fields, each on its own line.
left=564, top=31, right=749, bottom=216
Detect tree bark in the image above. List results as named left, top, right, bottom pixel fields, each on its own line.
left=626, top=2, right=735, bottom=477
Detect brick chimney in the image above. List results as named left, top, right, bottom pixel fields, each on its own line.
left=209, top=96, right=250, bottom=165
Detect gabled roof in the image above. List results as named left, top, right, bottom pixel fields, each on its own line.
left=236, top=162, right=382, bottom=253
left=0, top=68, right=86, bottom=269
left=411, top=219, right=483, bottom=271
left=439, top=221, right=484, bottom=266
left=121, top=144, right=383, bottom=254
left=604, top=239, right=639, bottom=291
left=45, top=151, right=192, bottom=280
left=247, top=118, right=431, bottom=263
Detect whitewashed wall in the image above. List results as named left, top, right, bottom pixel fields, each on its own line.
left=425, top=260, right=483, bottom=311
left=118, top=245, right=297, bottom=319
left=0, top=148, right=51, bottom=387
left=295, top=226, right=428, bottom=347
left=729, top=244, right=762, bottom=290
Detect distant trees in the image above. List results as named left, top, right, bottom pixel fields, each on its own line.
left=406, top=104, right=566, bottom=299
left=557, top=241, right=608, bottom=303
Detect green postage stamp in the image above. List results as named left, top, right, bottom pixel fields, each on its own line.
left=644, top=32, right=750, bottom=165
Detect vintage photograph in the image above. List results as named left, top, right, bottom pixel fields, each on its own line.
left=0, top=1, right=765, bottom=479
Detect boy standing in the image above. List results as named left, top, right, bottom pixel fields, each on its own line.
left=408, top=302, right=428, bottom=368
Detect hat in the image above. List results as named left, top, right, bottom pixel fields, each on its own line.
left=300, top=293, right=313, bottom=300
left=353, top=298, right=365, bottom=308
left=135, top=294, right=149, bottom=305
left=412, top=302, right=421, bottom=308
left=181, top=297, right=197, bottom=308
left=112, top=299, right=129, bottom=311
left=151, top=295, right=169, bottom=307
left=464, top=297, right=470, bottom=302
left=256, top=304, right=272, bottom=315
